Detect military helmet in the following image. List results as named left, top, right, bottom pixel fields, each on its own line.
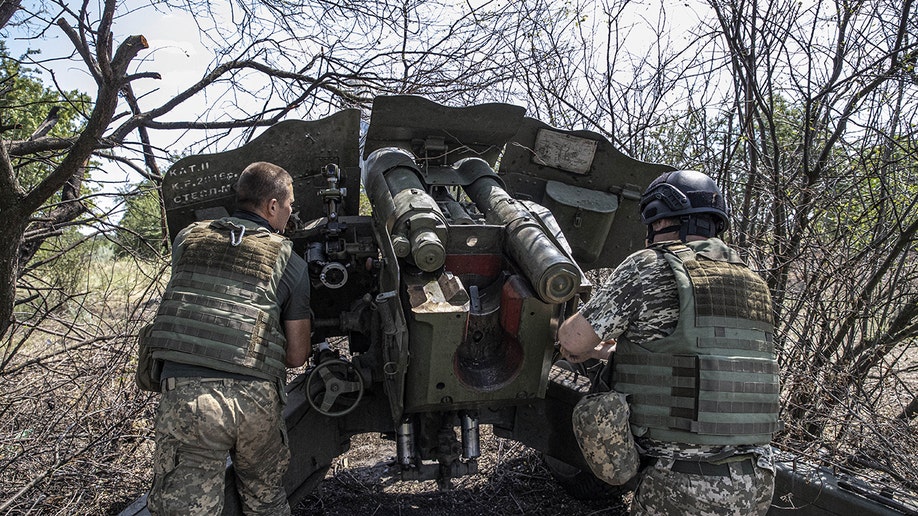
left=639, top=170, right=729, bottom=235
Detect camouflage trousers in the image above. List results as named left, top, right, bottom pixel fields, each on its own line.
left=630, top=456, right=774, bottom=515
left=147, top=377, right=291, bottom=516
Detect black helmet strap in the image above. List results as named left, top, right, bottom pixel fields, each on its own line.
left=683, top=214, right=720, bottom=238
left=646, top=222, right=682, bottom=242
left=647, top=215, right=720, bottom=243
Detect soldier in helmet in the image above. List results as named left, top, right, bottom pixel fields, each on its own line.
left=146, top=162, right=312, bottom=515
left=558, top=170, right=780, bottom=514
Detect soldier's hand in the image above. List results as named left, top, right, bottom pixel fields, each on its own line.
left=595, top=340, right=616, bottom=360
left=559, top=345, right=588, bottom=363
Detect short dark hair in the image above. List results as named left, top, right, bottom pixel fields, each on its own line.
left=234, top=162, right=292, bottom=210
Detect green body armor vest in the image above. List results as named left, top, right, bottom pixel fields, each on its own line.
left=148, top=217, right=292, bottom=381
left=612, top=240, right=781, bottom=445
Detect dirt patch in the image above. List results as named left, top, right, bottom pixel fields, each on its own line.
left=293, top=428, right=629, bottom=516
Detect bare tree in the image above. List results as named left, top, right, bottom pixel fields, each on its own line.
left=2, top=0, right=918, bottom=511
left=0, top=0, right=554, bottom=343
left=0, top=1, right=565, bottom=512
left=502, top=0, right=918, bottom=498
left=699, top=0, right=918, bottom=456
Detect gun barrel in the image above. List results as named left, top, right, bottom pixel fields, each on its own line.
left=458, top=158, right=581, bottom=304
left=363, top=148, right=448, bottom=272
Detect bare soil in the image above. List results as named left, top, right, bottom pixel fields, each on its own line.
left=292, top=428, right=630, bottom=516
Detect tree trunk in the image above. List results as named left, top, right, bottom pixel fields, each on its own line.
left=0, top=0, right=21, bottom=30
left=0, top=213, right=28, bottom=338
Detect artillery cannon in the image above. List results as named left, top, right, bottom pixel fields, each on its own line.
left=122, top=96, right=915, bottom=515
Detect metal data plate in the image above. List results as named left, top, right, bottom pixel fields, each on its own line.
left=532, top=129, right=598, bottom=175
left=501, top=117, right=675, bottom=270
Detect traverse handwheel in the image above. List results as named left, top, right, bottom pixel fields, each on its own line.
left=305, top=359, right=364, bottom=416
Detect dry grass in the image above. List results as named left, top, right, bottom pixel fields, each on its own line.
left=1, top=256, right=164, bottom=515
left=1, top=257, right=917, bottom=514
left=293, top=429, right=628, bottom=516
left=774, top=341, right=918, bottom=509
left=0, top=334, right=158, bottom=515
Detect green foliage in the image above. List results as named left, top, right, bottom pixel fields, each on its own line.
left=821, top=142, right=918, bottom=248
left=17, top=230, right=116, bottom=323
left=358, top=189, right=372, bottom=216
left=116, top=181, right=167, bottom=260
left=642, top=107, right=713, bottom=167
left=0, top=43, right=91, bottom=191
left=1, top=44, right=102, bottom=308
left=26, top=230, right=95, bottom=295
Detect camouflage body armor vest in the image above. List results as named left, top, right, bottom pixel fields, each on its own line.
left=148, top=217, right=292, bottom=381
left=612, top=239, right=781, bottom=445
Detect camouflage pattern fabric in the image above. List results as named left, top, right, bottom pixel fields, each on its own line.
left=630, top=455, right=774, bottom=515
left=580, top=244, right=679, bottom=345
left=578, top=238, right=777, bottom=513
left=147, top=377, right=290, bottom=516
left=639, top=438, right=776, bottom=471
left=571, top=390, right=640, bottom=485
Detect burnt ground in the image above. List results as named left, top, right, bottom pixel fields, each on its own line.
left=292, top=427, right=630, bottom=516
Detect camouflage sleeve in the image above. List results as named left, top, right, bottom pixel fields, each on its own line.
left=579, top=253, right=646, bottom=342
left=579, top=248, right=679, bottom=344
